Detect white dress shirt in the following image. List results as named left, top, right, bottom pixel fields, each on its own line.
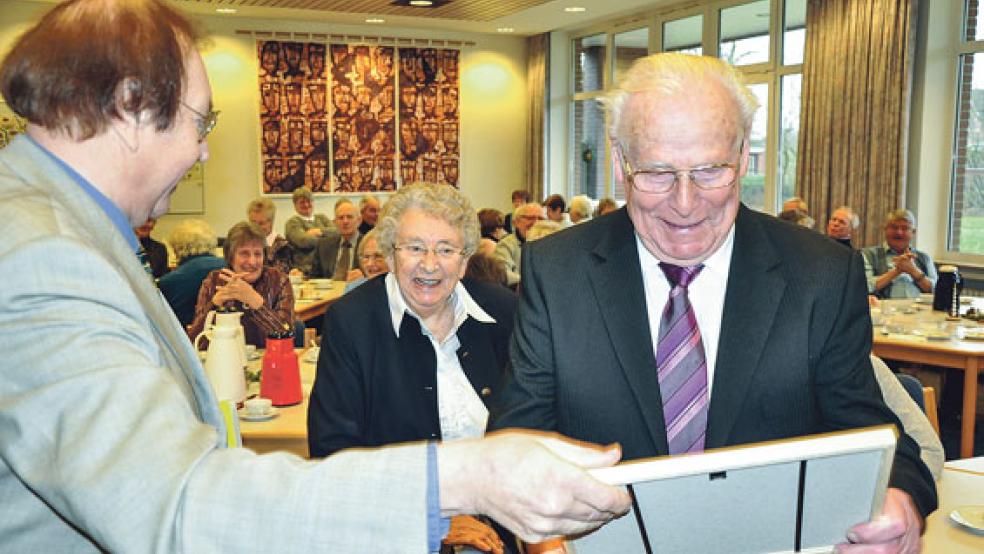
left=385, top=273, right=495, bottom=441
left=637, top=226, right=735, bottom=398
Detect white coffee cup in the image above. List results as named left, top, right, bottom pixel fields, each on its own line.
left=245, top=397, right=272, bottom=416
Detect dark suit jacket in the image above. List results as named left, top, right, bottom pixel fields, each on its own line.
left=310, top=232, right=362, bottom=279
left=308, top=276, right=517, bottom=458
left=490, top=205, right=937, bottom=517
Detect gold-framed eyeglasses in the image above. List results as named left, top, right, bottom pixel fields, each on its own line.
left=394, top=243, right=466, bottom=261
left=182, top=101, right=219, bottom=142
left=617, top=140, right=745, bottom=194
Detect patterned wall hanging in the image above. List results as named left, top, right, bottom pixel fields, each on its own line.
left=397, top=48, right=460, bottom=188
left=329, top=45, right=397, bottom=193
left=258, top=40, right=329, bottom=194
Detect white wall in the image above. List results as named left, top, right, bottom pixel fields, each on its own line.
left=0, top=1, right=528, bottom=244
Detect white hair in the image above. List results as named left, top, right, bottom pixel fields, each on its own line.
left=601, top=53, right=759, bottom=149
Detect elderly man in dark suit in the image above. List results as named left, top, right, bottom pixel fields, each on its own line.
left=491, top=53, right=935, bottom=553
left=311, top=198, right=363, bottom=280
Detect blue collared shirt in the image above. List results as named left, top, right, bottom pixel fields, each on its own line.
left=25, top=135, right=138, bottom=252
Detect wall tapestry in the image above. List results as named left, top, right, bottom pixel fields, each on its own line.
left=330, top=44, right=396, bottom=193
left=398, top=48, right=460, bottom=188
left=258, top=40, right=329, bottom=194
left=257, top=42, right=460, bottom=193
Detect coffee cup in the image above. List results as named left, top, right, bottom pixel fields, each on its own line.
left=245, top=397, right=273, bottom=416
left=244, top=344, right=257, bottom=359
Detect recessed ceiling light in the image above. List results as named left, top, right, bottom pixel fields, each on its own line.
left=409, top=0, right=434, bottom=6
left=366, top=18, right=385, bottom=23
left=565, top=7, right=586, bottom=13
left=497, top=27, right=514, bottom=33
left=215, top=7, right=237, bottom=14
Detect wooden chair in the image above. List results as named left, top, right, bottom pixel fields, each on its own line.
left=922, top=386, right=940, bottom=436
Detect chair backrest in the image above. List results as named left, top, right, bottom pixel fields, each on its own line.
left=895, top=373, right=925, bottom=412
left=922, top=386, right=940, bottom=435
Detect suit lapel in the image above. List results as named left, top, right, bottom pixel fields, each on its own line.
left=587, top=211, right=669, bottom=454
left=706, top=206, right=784, bottom=447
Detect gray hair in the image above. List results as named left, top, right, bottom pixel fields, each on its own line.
left=359, top=195, right=379, bottom=210
left=292, top=187, right=313, bottom=203
left=334, top=197, right=354, bottom=212
left=247, top=197, right=276, bottom=220
left=168, top=219, right=217, bottom=262
left=375, top=183, right=480, bottom=257
left=569, top=195, right=592, bottom=220
left=602, top=53, right=759, bottom=149
left=527, top=220, right=563, bottom=242
left=513, top=202, right=543, bottom=222
left=833, top=205, right=860, bottom=229
left=885, top=209, right=917, bottom=229
left=357, top=228, right=379, bottom=259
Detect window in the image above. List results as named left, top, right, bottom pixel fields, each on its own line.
left=561, top=0, right=804, bottom=210
left=719, top=0, right=770, bottom=66
left=949, top=1, right=984, bottom=254
left=663, top=14, right=703, bottom=55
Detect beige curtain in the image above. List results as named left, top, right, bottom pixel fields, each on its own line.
left=797, top=0, right=917, bottom=246
left=526, top=33, right=549, bottom=201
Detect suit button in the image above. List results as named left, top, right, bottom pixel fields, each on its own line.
left=430, top=433, right=438, bottom=438
left=424, top=385, right=434, bottom=391
left=461, top=351, right=470, bottom=358
left=480, top=387, right=492, bottom=397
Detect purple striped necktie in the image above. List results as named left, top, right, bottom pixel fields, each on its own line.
left=656, top=262, right=708, bottom=455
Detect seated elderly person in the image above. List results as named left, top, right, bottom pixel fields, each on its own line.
left=826, top=205, right=860, bottom=248
left=593, top=197, right=618, bottom=218
left=284, top=187, right=334, bottom=276
left=568, top=195, right=592, bottom=224
left=247, top=197, right=293, bottom=274
left=478, top=208, right=506, bottom=242
left=343, top=229, right=389, bottom=294
left=495, top=202, right=542, bottom=286
left=308, top=183, right=518, bottom=553
left=861, top=209, right=937, bottom=299
left=159, top=220, right=226, bottom=328
left=188, top=222, right=295, bottom=347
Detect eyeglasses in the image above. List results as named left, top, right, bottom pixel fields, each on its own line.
left=617, top=140, right=744, bottom=194
left=182, top=101, right=219, bottom=142
left=394, top=243, right=465, bottom=261
left=359, top=253, right=386, bottom=263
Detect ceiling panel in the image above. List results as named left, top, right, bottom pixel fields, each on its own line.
left=176, top=0, right=554, bottom=21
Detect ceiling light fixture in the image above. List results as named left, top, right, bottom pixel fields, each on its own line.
left=366, top=18, right=386, bottom=23
left=391, top=0, right=449, bottom=7
left=565, top=7, right=586, bottom=13
left=497, top=27, right=514, bottom=33
left=215, top=7, right=237, bottom=14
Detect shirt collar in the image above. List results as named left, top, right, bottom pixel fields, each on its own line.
left=635, top=223, right=735, bottom=281
left=26, top=134, right=139, bottom=252
left=385, top=273, right=495, bottom=338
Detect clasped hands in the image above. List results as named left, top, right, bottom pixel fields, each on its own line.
left=891, top=252, right=921, bottom=279
left=211, top=269, right=263, bottom=310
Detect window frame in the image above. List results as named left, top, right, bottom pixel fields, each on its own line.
left=558, top=0, right=804, bottom=212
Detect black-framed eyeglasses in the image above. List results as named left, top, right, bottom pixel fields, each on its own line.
left=394, top=243, right=466, bottom=261
left=617, top=139, right=745, bottom=194
left=182, top=101, right=219, bottom=142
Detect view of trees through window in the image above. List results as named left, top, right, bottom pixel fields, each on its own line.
left=951, top=1, right=984, bottom=254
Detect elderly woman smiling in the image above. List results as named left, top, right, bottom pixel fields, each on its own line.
left=188, top=221, right=295, bottom=347
left=308, top=183, right=517, bottom=553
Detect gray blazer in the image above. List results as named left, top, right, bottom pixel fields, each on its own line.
left=0, top=136, right=430, bottom=552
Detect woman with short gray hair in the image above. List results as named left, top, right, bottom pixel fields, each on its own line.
left=159, top=219, right=226, bottom=327
left=309, top=182, right=517, bottom=553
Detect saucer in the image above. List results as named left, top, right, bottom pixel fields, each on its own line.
left=950, top=505, right=984, bottom=533
left=238, top=407, right=279, bottom=422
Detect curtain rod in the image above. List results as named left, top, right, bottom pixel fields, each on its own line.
left=234, top=29, right=474, bottom=48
